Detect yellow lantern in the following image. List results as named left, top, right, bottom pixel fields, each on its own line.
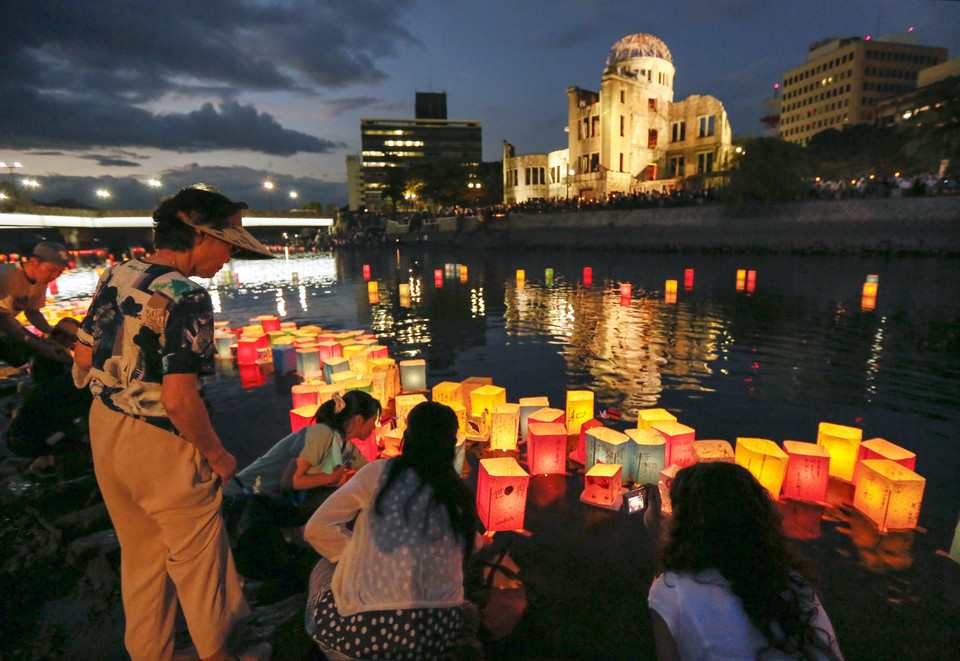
left=637, top=408, right=676, bottom=430
left=315, top=384, right=345, bottom=407
left=460, top=376, right=493, bottom=410
left=565, top=390, right=594, bottom=436
left=627, top=428, right=666, bottom=484
left=516, top=270, right=525, bottom=287
left=330, top=371, right=358, bottom=385
left=470, top=384, right=507, bottom=428
left=448, top=401, right=467, bottom=434
left=817, top=422, right=863, bottom=482
left=735, top=437, right=789, bottom=498
left=346, top=347, right=369, bottom=376
left=653, top=421, right=696, bottom=468
left=477, top=457, right=530, bottom=532
left=736, top=269, right=746, bottom=290
left=490, top=402, right=521, bottom=451
left=853, top=459, right=925, bottom=531
left=665, top=280, right=678, bottom=304
left=367, top=280, right=379, bottom=304
left=381, top=428, right=404, bottom=457
left=289, top=404, right=319, bottom=433
left=581, top=463, right=623, bottom=508
left=692, top=439, right=735, bottom=463
left=432, top=381, right=463, bottom=408
left=394, top=393, right=427, bottom=425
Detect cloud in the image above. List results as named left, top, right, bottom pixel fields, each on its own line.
left=80, top=155, right=143, bottom=168
left=322, top=96, right=385, bottom=117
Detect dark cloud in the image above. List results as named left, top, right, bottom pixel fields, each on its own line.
left=0, top=0, right=418, bottom=154
left=81, top=155, right=143, bottom=168
left=322, top=96, right=387, bottom=116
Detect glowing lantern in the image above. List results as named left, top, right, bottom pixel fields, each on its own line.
left=628, top=428, right=666, bottom=484
left=435, top=269, right=443, bottom=288
left=519, top=396, right=550, bottom=440
left=380, top=429, right=404, bottom=457
left=637, top=408, right=676, bottom=430
left=526, top=422, right=567, bottom=475
left=460, top=265, right=468, bottom=282
left=817, top=422, right=863, bottom=482
left=214, top=333, right=234, bottom=359
left=735, top=437, right=789, bottom=498
left=367, top=344, right=389, bottom=360
left=781, top=440, right=830, bottom=503
left=315, top=384, right=344, bottom=406
left=490, top=403, right=521, bottom=451
left=565, top=390, right=594, bottom=436
left=862, top=281, right=878, bottom=311
left=317, top=340, right=342, bottom=360
left=684, top=269, right=694, bottom=290
left=692, top=439, right=735, bottom=463
left=620, top=283, right=632, bottom=298
left=398, top=282, right=410, bottom=298
left=394, top=393, right=427, bottom=432
left=362, top=264, right=371, bottom=280
left=280, top=321, right=298, bottom=331
left=545, top=268, right=554, bottom=287
left=476, top=457, right=530, bottom=532
left=237, top=337, right=260, bottom=364
left=583, top=267, right=593, bottom=287
left=736, top=269, right=746, bottom=291
left=260, top=315, right=281, bottom=333
left=460, top=376, right=493, bottom=409
left=853, top=459, right=925, bottom=531
left=340, top=378, right=372, bottom=394
left=238, top=363, right=264, bottom=388
left=432, top=381, right=462, bottom=407
left=665, top=280, right=678, bottom=304
left=470, top=385, right=507, bottom=428
left=291, top=384, right=320, bottom=409
left=347, top=348, right=369, bottom=376
left=321, top=356, right=350, bottom=384
left=571, top=418, right=603, bottom=465
left=290, top=404, right=319, bottom=433
left=266, top=331, right=288, bottom=348
left=653, top=421, right=696, bottom=468
left=585, top=427, right=632, bottom=479
left=399, top=359, right=427, bottom=392
left=368, top=281, right=379, bottom=304
left=516, top=270, right=525, bottom=288
left=855, top=438, right=916, bottom=484
left=352, top=428, right=379, bottom=463
left=272, top=340, right=297, bottom=372
left=581, top=463, right=623, bottom=507
left=368, top=371, right=389, bottom=408
left=449, top=401, right=467, bottom=434
left=746, top=270, right=757, bottom=293
left=330, top=371, right=358, bottom=385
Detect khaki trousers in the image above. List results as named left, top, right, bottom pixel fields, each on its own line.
left=90, top=398, right=250, bottom=660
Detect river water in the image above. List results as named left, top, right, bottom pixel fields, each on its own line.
left=54, top=247, right=960, bottom=660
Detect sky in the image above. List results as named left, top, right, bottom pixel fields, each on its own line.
left=2, top=0, right=958, bottom=209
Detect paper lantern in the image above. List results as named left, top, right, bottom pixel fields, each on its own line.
left=291, top=384, right=320, bottom=409
left=627, top=428, right=666, bottom=484
left=620, top=283, right=632, bottom=298
left=781, top=440, right=830, bottom=503
left=394, top=393, right=427, bottom=435
left=367, top=281, right=379, bottom=304
left=460, top=376, right=493, bottom=410
left=434, top=269, right=443, bottom=288
left=280, top=321, right=297, bottom=331
left=432, top=381, right=463, bottom=408
left=565, top=390, right=594, bottom=436
left=260, top=315, right=281, bottom=333
left=855, top=437, right=915, bottom=483
left=340, top=378, right=372, bottom=393
left=477, top=457, right=530, bottom=532
left=527, top=422, right=567, bottom=475
left=460, top=265, right=468, bottom=282
left=692, top=439, right=735, bottom=463
left=571, top=418, right=603, bottom=465
left=314, top=384, right=344, bottom=406
left=398, top=282, right=410, bottom=297
left=236, top=337, right=260, bottom=365
left=367, top=344, right=389, bottom=360
left=367, top=371, right=389, bottom=408
left=214, top=333, right=234, bottom=359
left=399, top=359, right=427, bottom=392
left=659, top=464, right=681, bottom=516
left=290, top=405, right=318, bottom=433
left=266, top=331, right=288, bottom=348
left=853, top=459, right=925, bottom=531
left=519, top=396, right=550, bottom=440
left=746, top=270, right=757, bottom=293
left=653, top=421, right=696, bottom=468
left=347, top=348, right=370, bottom=376
left=583, top=267, right=592, bottom=287
left=321, top=356, right=350, bottom=383
left=293, top=348, right=319, bottom=377
left=817, top=422, right=863, bottom=482
left=470, top=385, right=507, bottom=428
left=637, top=408, right=676, bottom=430
left=581, top=463, right=622, bottom=507
left=449, top=401, right=467, bottom=434
left=490, top=403, right=521, bottom=451
left=516, top=270, right=525, bottom=287
left=380, top=428, right=404, bottom=457
left=330, top=371, right=358, bottom=385
left=271, top=341, right=297, bottom=373
left=352, top=428, right=379, bottom=463
left=362, top=264, right=371, bottom=280
left=736, top=269, right=746, bottom=291
left=585, top=427, right=632, bottom=479
left=684, top=268, right=694, bottom=290
left=665, top=280, right=678, bottom=304
left=735, top=437, right=789, bottom=498
left=368, top=357, right=396, bottom=373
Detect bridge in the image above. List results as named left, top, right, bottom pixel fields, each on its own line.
left=0, top=210, right=334, bottom=229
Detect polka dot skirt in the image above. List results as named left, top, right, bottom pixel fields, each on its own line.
left=306, top=558, right=462, bottom=661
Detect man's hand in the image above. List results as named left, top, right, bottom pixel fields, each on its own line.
left=205, top=448, right=238, bottom=484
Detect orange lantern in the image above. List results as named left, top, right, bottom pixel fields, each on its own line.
left=367, top=281, right=379, bottom=304
left=853, top=459, right=925, bottom=531
left=581, top=463, right=622, bottom=508
left=565, top=390, right=594, bottom=436
left=735, top=269, right=746, bottom=291
left=571, top=418, right=603, bottom=465
left=684, top=268, right=694, bottom=290
left=692, top=439, right=735, bottom=463
left=855, top=437, right=916, bottom=483
left=490, top=402, right=521, bottom=451
left=460, top=376, right=493, bottom=410
left=627, top=428, right=666, bottom=484
left=735, top=437, right=789, bottom=498
left=817, top=422, right=862, bottom=482
left=290, top=404, right=319, bottom=433
left=460, top=265, right=468, bottom=282
left=477, top=457, right=530, bottom=532
left=367, top=344, right=389, bottom=359
left=637, top=408, right=676, bottom=430
left=291, top=384, right=320, bottom=409
left=665, top=280, right=678, bottom=304
left=526, top=422, right=568, bottom=475
left=781, top=440, right=830, bottom=503
left=432, top=381, right=463, bottom=408
left=653, top=421, right=696, bottom=468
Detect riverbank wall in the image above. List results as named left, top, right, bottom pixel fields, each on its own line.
left=386, top=197, right=960, bottom=254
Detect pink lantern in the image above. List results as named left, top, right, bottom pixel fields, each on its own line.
left=367, top=344, right=390, bottom=360
left=583, top=267, right=593, bottom=287
left=289, top=405, right=318, bottom=433
left=291, top=384, right=320, bottom=409
left=526, top=422, right=568, bottom=475
left=854, top=438, right=916, bottom=483
left=781, top=440, right=830, bottom=503
left=435, top=269, right=443, bottom=288
left=351, top=429, right=379, bottom=463
left=317, top=340, right=342, bottom=360
left=684, top=269, right=694, bottom=290
left=362, top=264, right=371, bottom=280
left=653, top=421, right=696, bottom=468
left=477, top=457, right=530, bottom=532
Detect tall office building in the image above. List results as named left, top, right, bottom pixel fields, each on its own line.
left=779, top=34, right=947, bottom=145
left=360, top=92, right=482, bottom=210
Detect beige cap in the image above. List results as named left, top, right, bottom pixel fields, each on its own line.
left=176, top=211, right=274, bottom=259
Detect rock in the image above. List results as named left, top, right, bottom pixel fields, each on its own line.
left=66, top=528, right=119, bottom=565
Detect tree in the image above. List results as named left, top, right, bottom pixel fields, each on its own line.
left=724, top=137, right=810, bottom=203
left=805, top=124, right=904, bottom=180
left=899, top=75, right=960, bottom=174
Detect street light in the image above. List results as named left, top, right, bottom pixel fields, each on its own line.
left=263, top=181, right=275, bottom=210
left=96, top=189, right=111, bottom=206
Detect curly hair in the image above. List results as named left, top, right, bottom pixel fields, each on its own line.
left=662, top=462, right=836, bottom=660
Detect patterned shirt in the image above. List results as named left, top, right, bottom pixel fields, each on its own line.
left=77, top=258, right=215, bottom=433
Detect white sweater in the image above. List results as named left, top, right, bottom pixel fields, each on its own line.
left=304, top=459, right=465, bottom=616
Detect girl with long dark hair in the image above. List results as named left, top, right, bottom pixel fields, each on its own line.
left=648, top=462, right=843, bottom=661
left=304, top=401, right=476, bottom=660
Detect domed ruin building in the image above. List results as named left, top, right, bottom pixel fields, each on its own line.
left=504, top=33, right=733, bottom=203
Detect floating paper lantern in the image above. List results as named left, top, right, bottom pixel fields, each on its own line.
left=214, top=333, right=234, bottom=359
left=399, top=359, right=427, bottom=392
left=435, top=269, right=443, bottom=288
left=817, top=422, right=863, bottom=482
left=627, top=428, right=666, bottom=484
left=571, top=418, right=603, bottom=465
left=367, top=281, right=379, bottom=304
left=637, top=408, right=676, bottom=430
left=290, top=404, right=319, bottom=433
left=659, top=464, right=681, bottom=516
left=347, top=348, right=369, bottom=376
left=237, top=337, right=260, bottom=364
left=321, top=356, right=350, bottom=384
left=516, top=269, right=525, bottom=284
left=367, top=371, right=389, bottom=408
left=736, top=269, right=746, bottom=291
left=291, top=384, right=320, bottom=409
left=653, top=421, right=696, bottom=468
left=367, top=344, right=389, bottom=360
left=665, top=280, right=678, bottom=304
left=519, top=396, right=550, bottom=440
left=432, top=381, right=463, bottom=408
left=394, top=393, right=427, bottom=431
left=490, top=403, right=521, bottom=451
left=735, top=437, right=789, bottom=498
left=260, top=315, right=281, bottom=333
left=363, top=264, right=371, bottom=280
left=746, top=270, right=757, bottom=293
left=583, top=267, right=592, bottom=287
left=477, top=457, right=530, bottom=532
left=460, top=265, right=468, bottom=282
left=293, top=347, right=319, bottom=377
left=315, top=341, right=342, bottom=362
left=692, top=439, right=735, bottom=463
left=470, top=385, right=507, bottom=428
left=449, top=401, right=467, bottom=435
left=565, top=390, right=594, bottom=436
left=684, top=269, right=694, bottom=290
left=781, top=440, right=830, bottom=503
left=855, top=438, right=916, bottom=484
left=280, top=321, right=297, bottom=331
left=853, top=459, right=925, bottom=531
left=315, top=384, right=345, bottom=406
left=585, top=427, right=632, bottom=479
left=460, top=376, right=493, bottom=410
left=620, top=283, right=632, bottom=298
left=330, top=371, right=358, bottom=385
left=526, top=422, right=567, bottom=475
left=581, top=463, right=622, bottom=507
left=526, top=407, right=565, bottom=443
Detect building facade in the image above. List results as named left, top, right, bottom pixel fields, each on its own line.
left=504, top=33, right=732, bottom=204
left=779, top=34, right=947, bottom=145
left=360, top=92, right=482, bottom=210
left=345, top=154, right=364, bottom=211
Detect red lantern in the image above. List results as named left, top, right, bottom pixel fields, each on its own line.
left=571, top=418, right=603, bottom=465
left=526, top=422, right=568, bottom=475
left=237, top=337, right=260, bottom=364
left=435, top=269, right=443, bottom=288
left=583, top=267, right=593, bottom=287
left=477, top=457, right=530, bottom=532
left=362, top=264, right=371, bottom=280
left=290, top=404, right=318, bottom=433
left=684, top=269, right=694, bottom=290
left=291, top=384, right=320, bottom=409
left=260, top=315, right=281, bottom=333
left=782, top=440, right=830, bottom=503
left=653, top=421, right=696, bottom=468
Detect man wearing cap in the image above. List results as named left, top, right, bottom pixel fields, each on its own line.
left=73, top=185, right=274, bottom=661
left=0, top=241, right=73, bottom=368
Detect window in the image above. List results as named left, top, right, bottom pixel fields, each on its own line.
left=620, top=115, right=624, bottom=137
left=619, top=153, right=624, bottom=172
left=590, top=153, right=599, bottom=172
left=648, top=98, right=657, bottom=112
left=591, top=116, right=600, bottom=137
left=698, top=115, right=715, bottom=137
left=525, top=168, right=530, bottom=185
left=697, top=151, right=714, bottom=173
left=620, top=90, right=625, bottom=103
left=582, top=117, right=589, bottom=139
left=648, top=129, right=658, bottom=148
left=669, top=156, right=684, bottom=177
left=671, top=121, right=686, bottom=142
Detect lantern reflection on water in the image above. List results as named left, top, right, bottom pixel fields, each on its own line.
left=526, top=422, right=567, bottom=475
left=477, top=457, right=530, bottom=532
left=854, top=459, right=925, bottom=531
left=665, top=279, right=678, bottom=304
left=626, top=428, right=665, bottom=484
left=817, top=422, right=862, bottom=482
left=735, top=437, right=789, bottom=498
left=781, top=441, right=830, bottom=503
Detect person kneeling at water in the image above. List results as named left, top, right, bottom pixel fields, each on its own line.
left=304, top=401, right=477, bottom=661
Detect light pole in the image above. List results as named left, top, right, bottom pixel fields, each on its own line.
left=0, top=162, right=23, bottom=205
left=263, top=181, right=275, bottom=210
left=565, top=168, right=575, bottom=199
left=96, top=189, right=111, bottom=208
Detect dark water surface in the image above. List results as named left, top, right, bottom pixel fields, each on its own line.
left=56, top=248, right=960, bottom=660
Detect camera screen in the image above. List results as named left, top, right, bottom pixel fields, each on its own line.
left=625, top=489, right=646, bottom=514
